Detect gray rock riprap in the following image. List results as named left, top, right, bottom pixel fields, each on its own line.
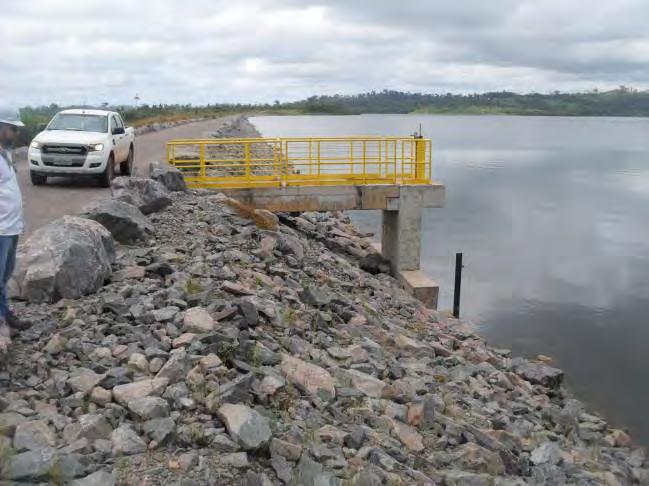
left=0, top=118, right=646, bottom=484
left=149, top=161, right=187, bottom=192
left=111, top=176, right=172, bottom=214
left=83, top=199, right=153, bottom=243
left=9, top=215, right=115, bottom=302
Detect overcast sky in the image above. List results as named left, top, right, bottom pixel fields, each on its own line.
left=1, top=0, right=648, bottom=107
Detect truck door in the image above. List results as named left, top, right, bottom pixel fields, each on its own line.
left=111, top=115, right=127, bottom=162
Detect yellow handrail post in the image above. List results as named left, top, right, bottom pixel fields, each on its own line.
left=362, top=140, right=367, bottom=184
left=244, top=142, right=251, bottom=185
left=282, top=140, right=288, bottom=187
left=428, top=140, right=432, bottom=181
left=317, top=140, right=321, bottom=177
left=393, top=140, right=397, bottom=184
left=273, top=139, right=280, bottom=186
left=199, top=142, right=206, bottom=184
left=415, top=135, right=426, bottom=182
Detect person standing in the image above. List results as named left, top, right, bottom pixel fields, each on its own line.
left=0, top=108, right=31, bottom=354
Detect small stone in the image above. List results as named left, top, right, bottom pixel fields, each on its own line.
left=71, top=470, right=117, bottom=486
left=604, top=429, right=632, bottom=447
left=149, top=357, right=165, bottom=374
left=142, top=417, right=175, bottom=444
left=394, top=334, right=430, bottom=357
left=270, top=438, right=303, bottom=461
left=172, top=333, right=197, bottom=348
left=199, top=353, right=223, bottom=371
left=13, top=420, right=57, bottom=451
left=176, top=451, right=199, bottom=471
left=127, top=397, right=170, bottom=420
left=407, top=395, right=436, bottom=430
left=387, top=417, right=424, bottom=452
left=344, top=426, right=366, bottom=450
left=153, top=306, right=179, bottom=323
left=220, top=452, right=250, bottom=468
left=127, top=353, right=149, bottom=374
left=44, top=333, right=67, bottom=354
left=512, top=358, right=564, bottom=389
left=68, top=368, right=105, bottom=396
left=295, top=453, right=334, bottom=486
left=238, top=297, right=260, bottom=326
left=222, top=281, right=254, bottom=296
left=259, top=375, right=285, bottom=396
left=63, top=414, right=112, bottom=443
left=111, top=425, right=147, bottom=456
left=299, top=285, right=332, bottom=307
left=155, top=350, right=188, bottom=383
left=280, top=354, right=335, bottom=400
left=343, top=369, right=385, bottom=398
left=183, top=307, right=215, bottom=333
left=531, top=441, right=561, bottom=466
left=217, top=403, right=272, bottom=450
left=112, top=378, right=169, bottom=405
left=0, top=411, right=27, bottom=435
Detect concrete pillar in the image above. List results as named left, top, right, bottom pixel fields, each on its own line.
left=381, top=186, right=439, bottom=309
left=381, top=187, right=423, bottom=274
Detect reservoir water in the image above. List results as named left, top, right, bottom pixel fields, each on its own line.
left=252, top=114, right=649, bottom=445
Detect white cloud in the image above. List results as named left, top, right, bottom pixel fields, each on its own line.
left=0, top=0, right=647, bottom=106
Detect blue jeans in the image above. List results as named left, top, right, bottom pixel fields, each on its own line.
left=0, top=235, right=18, bottom=320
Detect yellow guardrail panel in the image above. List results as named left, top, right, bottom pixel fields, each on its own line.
left=167, top=137, right=431, bottom=189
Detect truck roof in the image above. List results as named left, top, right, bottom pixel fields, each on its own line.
left=59, top=109, right=116, bottom=117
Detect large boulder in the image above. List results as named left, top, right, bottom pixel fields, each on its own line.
left=10, top=216, right=115, bottom=303
left=83, top=199, right=153, bottom=244
left=111, top=177, right=172, bottom=214
left=149, top=161, right=187, bottom=192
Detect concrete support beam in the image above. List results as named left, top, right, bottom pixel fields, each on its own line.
left=221, top=183, right=444, bottom=213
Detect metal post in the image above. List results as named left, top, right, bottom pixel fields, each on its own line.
left=453, top=253, right=463, bottom=318
left=414, top=134, right=426, bottom=181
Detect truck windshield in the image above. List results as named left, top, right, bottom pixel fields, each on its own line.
left=47, top=114, right=108, bottom=133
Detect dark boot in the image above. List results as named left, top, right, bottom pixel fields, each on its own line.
left=6, top=310, right=32, bottom=331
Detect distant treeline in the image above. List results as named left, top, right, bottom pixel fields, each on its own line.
left=285, top=88, right=649, bottom=116
left=16, top=88, right=649, bottom=145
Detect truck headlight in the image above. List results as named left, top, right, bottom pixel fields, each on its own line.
left=88, top=143, right=104, bottom=152
left=30, top=141, right=43, bottom=150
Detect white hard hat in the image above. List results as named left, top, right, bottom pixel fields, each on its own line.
left=0, top=108, right=25, bottom=128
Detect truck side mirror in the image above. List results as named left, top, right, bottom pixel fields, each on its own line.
left=112, top=127, right=125, bottom=135
left=38, top=123, right=47, bottom=131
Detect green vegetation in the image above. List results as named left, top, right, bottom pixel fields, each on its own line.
left=284, top=87, right=649, bottom=116
left=17, top=87, right=649, bottom=145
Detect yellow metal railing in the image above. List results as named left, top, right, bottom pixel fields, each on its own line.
left=166, top=136, right=432, bottom=189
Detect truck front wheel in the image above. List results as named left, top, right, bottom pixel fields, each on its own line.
left=30, top=172, right=47, bottom=186
left=99, top=155, right=114, bottom=188
left=121, top=146, right=134, bottom=175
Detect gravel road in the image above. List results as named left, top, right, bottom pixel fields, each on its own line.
left=16, top=117, right=234, bottom=235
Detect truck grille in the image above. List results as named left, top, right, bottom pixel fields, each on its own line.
left=42, top=144, right=88, bottom=167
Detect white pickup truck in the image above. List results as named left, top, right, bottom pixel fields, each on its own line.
left=28, top=109, right=135, bottom=187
